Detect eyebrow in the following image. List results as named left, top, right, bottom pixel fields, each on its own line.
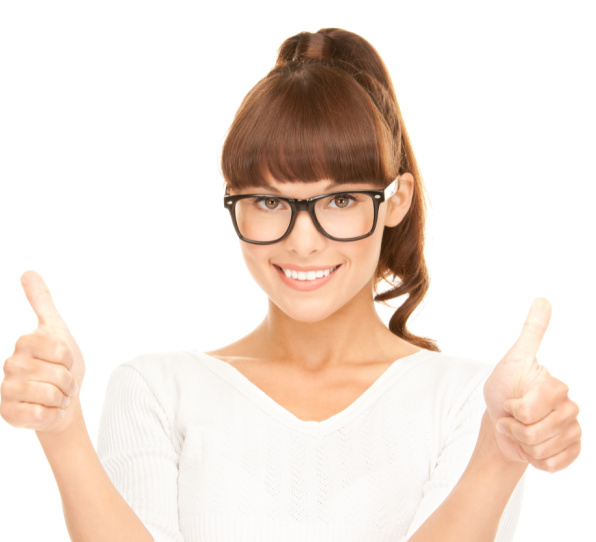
left=236, top=181, right=374, bottom=194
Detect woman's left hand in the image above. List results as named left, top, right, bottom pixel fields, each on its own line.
left=483, top=298, right=581, bottom=472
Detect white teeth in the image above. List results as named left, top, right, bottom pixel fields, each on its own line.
left=280, top=265, right=337, bottom=281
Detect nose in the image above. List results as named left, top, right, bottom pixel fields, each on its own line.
left=284, top=209, right=326, bottom=256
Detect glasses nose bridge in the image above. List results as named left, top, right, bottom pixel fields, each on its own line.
left=287, top=198, right=323, bottom=236
left=292, top=198, right=319, bottom=224
left=294, top=199, right=312, bottom=212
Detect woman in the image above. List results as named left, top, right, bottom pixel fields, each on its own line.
left=0, top=28, right=581, bottom=541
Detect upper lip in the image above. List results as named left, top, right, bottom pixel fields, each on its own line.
left=274, top=263, right=340, bottom=272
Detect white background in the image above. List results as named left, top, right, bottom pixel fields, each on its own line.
left=0, top=1, right=594, bottom=540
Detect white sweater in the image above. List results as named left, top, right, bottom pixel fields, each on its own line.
left=96, top=349, right=522, bottom=541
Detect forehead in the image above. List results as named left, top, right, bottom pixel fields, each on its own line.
left=231, top=178, right=382, bottom=198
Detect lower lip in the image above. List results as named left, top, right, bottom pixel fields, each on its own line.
left=274, top=265, right=341, bottom=292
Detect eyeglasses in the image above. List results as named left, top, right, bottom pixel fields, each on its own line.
left=223, top=177, right=399, bottom=245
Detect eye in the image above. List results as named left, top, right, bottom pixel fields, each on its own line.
left=254, top=197, right=285, bottom=210
left=329, top=194, right=356, bottom=209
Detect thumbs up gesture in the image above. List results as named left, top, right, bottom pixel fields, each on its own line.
left=483, top=299, right=581, bottom=471
left=1, top=271, right=85, bottom=434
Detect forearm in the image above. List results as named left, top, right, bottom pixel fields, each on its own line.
left=36, top=400, right=153, bottom=542
left=408, top=411, right=527, bottom=542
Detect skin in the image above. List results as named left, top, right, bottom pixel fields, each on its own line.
left=0, top=173, right=581, bottom=541
left=210, top=175, right=419, bottom=373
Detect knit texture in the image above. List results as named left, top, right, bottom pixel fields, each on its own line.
left=96, top=349, right=523, bottom=541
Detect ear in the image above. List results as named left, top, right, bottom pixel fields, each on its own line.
left=384, top=173, right=414, bottom=227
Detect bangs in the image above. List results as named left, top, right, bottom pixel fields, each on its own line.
left=222, top=63, right=399, bottom=190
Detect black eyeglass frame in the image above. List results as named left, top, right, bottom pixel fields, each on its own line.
left=223, top=176, right=400, bottom=245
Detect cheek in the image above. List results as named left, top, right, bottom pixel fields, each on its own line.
left=357, top=234, right=384, bottom=278
left=240, top=243, right=273, bottom=284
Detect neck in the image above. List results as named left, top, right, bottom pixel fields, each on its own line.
left=245, top=281, right=418, bottom=372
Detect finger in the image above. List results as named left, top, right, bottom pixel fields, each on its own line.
left=13, top=333, right=75, bottom=371
left=503, top=370, right=569, bottom=424
left=499, top=399, right=580, bottom=446
left=20, top=270, right=64, bottom=329
left=508, top=298, right=552, bottom=361
left=521, top=419, right=582, bottom=461
left=1, top=401, right=65, bottom=431
left=28, top=358, right=77, bottom=396
left=4, top=356, right=76, bottom=396
left=527, top=441, right=582, bottom=473
left=2, top=379, right=71, bottom=409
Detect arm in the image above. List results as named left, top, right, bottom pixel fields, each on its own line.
left=408, top=299, right=581, bottom=541
left=1, top=271, right=153, bottom=542
left=408, top=412, right=526, bottom=542
left=37, top=401, right=154, bottom=542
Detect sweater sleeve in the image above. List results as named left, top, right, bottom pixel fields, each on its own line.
left=402, top=368, right=524, bottom=542
left=96, top=364, right=184, bottom=542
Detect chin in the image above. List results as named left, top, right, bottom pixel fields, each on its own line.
left=270, top=297, right=345, bottom=324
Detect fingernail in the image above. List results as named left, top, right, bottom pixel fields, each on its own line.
left=62, top=396, right=70, bottom=408
left=497, top=423, right=506, bottom=434
left=58, top=409, right=65, bottom=419
left=503, top=404, right=511, bottom=414
left=70, top=383, right=78, bottom=396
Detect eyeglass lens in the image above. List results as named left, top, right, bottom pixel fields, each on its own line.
left=234, top=192, right=376, bottom=242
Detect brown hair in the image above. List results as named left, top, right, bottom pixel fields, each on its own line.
left=222, top=28, right=439, bottom=352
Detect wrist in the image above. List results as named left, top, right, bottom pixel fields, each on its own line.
left=473, top=410, right=528, bottom=480
left=36, top=399, right=88, bottom=448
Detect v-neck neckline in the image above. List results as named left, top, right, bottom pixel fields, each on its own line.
left=190, top=349, right=436, bottom=437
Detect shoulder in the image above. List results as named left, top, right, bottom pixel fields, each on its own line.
left=412, top=350, right=494, bottom=382
left=401, top=350, right=495, bottom=413
left=106, top=350, right=218, bottom=408
left=116, top=349, right=205, bottom=381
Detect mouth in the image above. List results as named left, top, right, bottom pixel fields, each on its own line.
left=274, top=264, right=340, bottom=282
left=272, top=264, right=342, bottom=292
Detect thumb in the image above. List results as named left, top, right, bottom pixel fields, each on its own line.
left=508, top=297, right=552, bottom=361
left=20, top=270, right=65, bottom=329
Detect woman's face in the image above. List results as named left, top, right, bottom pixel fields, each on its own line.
left=234, top=175, right=414, bottom=324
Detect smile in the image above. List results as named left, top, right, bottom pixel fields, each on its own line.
left=277, top=265, right=339, bottom=281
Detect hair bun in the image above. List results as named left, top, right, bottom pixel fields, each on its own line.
left=276, top=31, right=337, bottom=65
left=275, top=29, right=395, bottom=102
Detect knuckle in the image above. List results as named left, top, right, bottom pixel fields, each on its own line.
left=19, top=379, right=34, bottom=399
left=530, top=443, right=549, bottom=460
left=53, top=339, right=70, bottom=361
left=31, top=404, right=49, bottom=424
left=538, top=456, right=560, bottom=473
left=554, top=380, right=570, bottom=401
left=51, top=387, right=64, bottom=407
left=53, top=365, right=73, bottom=392
left=14, top=334, right=32, bottom=353
left=3, top=356, right=20, bottom=377
left=42, top=385, right=58, bottom=406
left=572, top=422, right=582, bottom=442
left=516, top=401, right=534, bottom=424
left=572, top=441, right=582, bottom=460
left=0, top=400, right=13, bottom=423
left=520, top=425, right=539, bottom=444
left=0, top=378, right=10, bottom=398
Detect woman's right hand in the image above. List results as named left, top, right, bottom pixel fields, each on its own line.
left=1, top=271, right=85, bottom=434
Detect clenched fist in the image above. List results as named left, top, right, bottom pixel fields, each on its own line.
left=1, top=271, right=85, bottom=433
left=484, top=298, right=581, bottom=472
